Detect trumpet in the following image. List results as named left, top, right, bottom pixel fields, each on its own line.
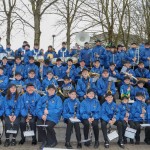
left=89, top=72, right=100, bottom=78
left=124, top=72, right=138, bottom=81
left=137, top=77, right=150, bottom=82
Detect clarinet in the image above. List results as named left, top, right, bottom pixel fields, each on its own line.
left=74, top=102, right=78, bottom=118
left=142, top=102, right=146, bottom=123
left=125, top=103, right=130, bottom=125
left=43, top=100, right=48, bottom=130
left=89, top=112, right=93, bottom=142
left=26, top=105, right=32, bottom=131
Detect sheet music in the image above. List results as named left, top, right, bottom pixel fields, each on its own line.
left=108, top=130, right=118, bottom=141
left=6, top=130, right=17, bottom=134
left=23, top=130, right=35, bottom=137
left=140, top=124, right=150, bottom=127
left=37, top=125, right=48, bottom=127
left=69, top=117, right=81, bottom=123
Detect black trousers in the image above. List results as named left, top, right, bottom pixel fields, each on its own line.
left=5, top=116, right=20, bottom=138
left=82, top=119, right=99, bottom=141
left=101, top=120, right=123, bottom=142
left=145, top=127, right=150, bottom=141
left=120, top=120, right=128, bottom=140
left=20, top=116, right=37, bottom=141
left=128, top=121, right=141, bottom=141
left=37, top=119, right=56, bottom=145
left=64, top=119, right=81, bottom=142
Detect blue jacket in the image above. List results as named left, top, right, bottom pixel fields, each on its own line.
left=101, top=101, right=120, bottom=122
left=22, top=49, right=33, bottom=64
left=107, top=52, right=119, bottom=68
left=10, top=79, right=24, bottom=87
left=44, top=51, right=57, bottom=60
left=141, top=48, right=150, bottom=67
left=58, top=48, right=70, bottom=57
left=63, top=65, right=76, bottom=80
left=108, top=68, right=122, bottom=80
left=4, top=93, right=20, bottom=117
left=131, top=99, right=147, bottom=122
left=16, top=47, right=25, bottom=56
left=0, top=75, right=8, bottom=90
left=20, top=92, right=41, bottom=117
left=134, top=86, right=149, bottom=101
left=53, top=65, right=66, bottom=79
left=120, top=68, right=135, bottom=79
left=135, top=68, right=149, bottom=78
left=90, top=66, right=103, bottom=75
left=0, top=44, right=5, bottom=53
left=96, top=77, right=116, bottom=96
left=24, top=78, right=41, bottom=90
left=36, top=94, right=63, bottom=124
left=118, top=102, right=132, bottom=121
left=76, top=78, right=97, bottom=97
left=147, top=104, right=150, bottom=123
left=79, top=48, right=92, bottom=66
left=40, top=65, right=53, bottom=79
left=63, top=98, right=80, bottom=119
left=24, top=63, right=39, bottom=79
left=1, top=63, right=11, bottom=77
left=80, top=98, right=101, bottom=120
left=11, top=63, right=25, bottom=77
left=62, top=83, right=74, bottom=91
left=32, top=49, right=43, bottom=57
left=75, top=66, right=87, bottom=81
left=92, top=45, right=106, bottom=65
left=42, top=77, right=58, bottom=91
left=120, top=83, right=135, bottom=100
left=117, top=51, right=128, bottom=67
left=0, top=94, right=4, bottom=116
left=5, top=48, right=15, bottom=57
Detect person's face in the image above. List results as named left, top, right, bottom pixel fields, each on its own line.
left=110, top=48, right=115, bottom=52
left=7, top=44, right=11, bottom=48
left=102, top=72, right=109, bottom=78
left=105, top=95, right=113, bottom=103
left=80, top=61, right=85, bottom=67
left=138, top=83, right=144, bottom=88
left=110, top=65, right=115, bottom=70
left=47, top=73, right=53, bottom=79
left=64, top=79, right=70, bottom=84
left=138, top=63, right=144, bottom=69
left=123, top=47, right=127, bottom=51
left=47, top=88, right=55, bottom=96
left=94, top=61, right=100, bottom=68
left=34, top=45, right=39, bottom=49
left=145, top=45, right=150, bottom=49
left=2, top=59, right=7, bottom=64
left=48, top=47, right=53, bottom=51
left=67, top=61, right=73, bottom=66
left=26, top=86, right=35, bottom=94
left=56, top=61, right=61, bottom=66
left=10, top=86, right=17, bottom=93
left=124, top=79, right=130, bottom=84
left=96, top=42, right=101, bottom=46
left=29, top=72, right=35, bottom=78
left=87, top=92, right=95, bottom=99
left=62, top=44, right=66, bottom=48
left=118, top=47, right=123, bottom=51
left=82, top=70, right=89, bottom=78
left=29, top=59, right=34, bottom=64
left=15, top=58, right=21, bottom=64
left=85, top=43, right=89, bottom=48
left=136, top=96, right=144, bottom=101
left=0, top=69, right=3, bottom=75
left=106, top=47, right=110, bottom=51
left=123, top=98, right=128, bottom=104
left=25, top=46, right=29, bottom=50
left=131, top=44, right=137, bottom=49
left=69, top=92, right=77, bottom=100
left=125, top=63, right=131, bottom=68
left=15, top=75, right=22, bottom=80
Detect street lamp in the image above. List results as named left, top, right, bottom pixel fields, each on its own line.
left=52, top=35, right=56, bottom=48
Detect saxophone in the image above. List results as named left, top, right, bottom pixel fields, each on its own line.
left=107, top=81, right=112, bottom=94
left=67, top=65, right=71, bottom=77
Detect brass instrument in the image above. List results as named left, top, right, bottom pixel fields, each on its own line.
left=13, top=63, right=16, bottom=78
left=89, top=72, right=100, bottom=78
left=107, top=81, right=112, bottom=94
left=137, top=77, right=150, bottom=83
left=121, top=83, right=131, bottom=99
left=67, top=65, right=71, bottom=77
left=40, top=62, right=44, bottom=80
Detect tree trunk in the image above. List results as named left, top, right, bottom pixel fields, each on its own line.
left=66, top=25, right=71, bottom=50
left=34, top=14, right=41, bottom=46
left=6, top=14, right=11, bottom=45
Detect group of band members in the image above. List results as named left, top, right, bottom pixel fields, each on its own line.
left=0, top=38, right=150, bottom=149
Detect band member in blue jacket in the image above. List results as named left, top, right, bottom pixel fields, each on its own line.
left=24, top=70, right=41, bottom=90
left=0, top=67, right=9, bottom=94
left=36, top=85, right=63, bottom=149
left=134, top=80, right=149, bottom=101
left=76, top=68, right=96, bottom=101
left=141, top=42, right=150, bottom=68
left=118, top=96, right=132, bottom=144
left=4, top=84, right=20, bottom=147
left=101, top=93, right=124, bottom=148
left=24, top=56, right=39, bottom=79
left=92, top=40, right=106, bottom=66
left=129, top=92, right=147, bottom=144
left=42, top=71, right=58, bottom=91
left=63, top=90, right=82, bottom=149
left=144, top=99, right=150, bottom=144
left=0, top=93, right=4, bottom=145
left=96, top=69, right=116, bottom=104
left=19, top=83, right=41, bottom=145
left=11, top=56, right=25, bottom=78
left=80, top=89, right=101, bottom=148
left=32, top=43, right=43, bottom=59
left=58, top=42, right=70, bottom=58
left=44, top=45, right=57, bottom=60
left=79, top=42, right=92, bottom=67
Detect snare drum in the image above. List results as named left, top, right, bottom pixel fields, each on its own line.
left=0, top=53, right=7, bottom=60
left=51, top=58, right=57, bottom=65
left=7, top=56, right=15, bottom=61
left=37, top=56, right=44, bottom=62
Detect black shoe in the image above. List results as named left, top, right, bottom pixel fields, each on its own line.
left=4, top=139, right=10, bottom=147
left=65, top=142, right=73, bottom=149
left=0, top=139, right=2, bottom=145
left=10, top=139, right=17, bottom=146
left=104, top=141, right=109, bottom=148
left=144, top=139, right=150, bottom=145
left=123, top=138, right=127, bottom=144
left=94, top=141, right=99, bottom=149
left=50, top=141, right=58, bottom=148
left=32, top=139, right=37, bottom=145
left=84, top=141, right=91, bottom=147
left=118, top=141, right=125, bottom=149
left=40, top=141, right=47, bottom=149
left=77, top=142, right=82, bottom=148
left=130, top=139, right=134, bottom=144
left=135, top=141, right=140, bottom=145
left=19, top=138, right=25, bottom=145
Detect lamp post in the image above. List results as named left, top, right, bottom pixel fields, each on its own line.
left=52, top=35, right=56, bottom=48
